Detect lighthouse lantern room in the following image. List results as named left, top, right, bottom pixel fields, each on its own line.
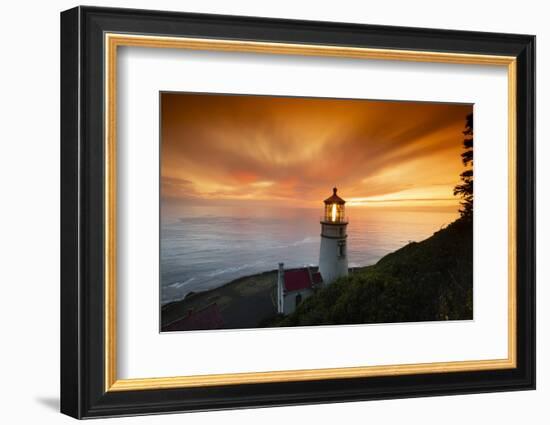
left=318, top=187, right=349, bottom=284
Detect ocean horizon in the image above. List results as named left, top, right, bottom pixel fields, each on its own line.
left=160, top=204, right=459, bottom=305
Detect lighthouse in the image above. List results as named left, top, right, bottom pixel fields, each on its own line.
left=318, top=187, right=348, bottom=285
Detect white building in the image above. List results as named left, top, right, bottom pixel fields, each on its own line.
left=318, top=187, right=349, bottom=284
left=276, top=188, right=349, bottom=315
left=277, top=263, right=323, bottom=315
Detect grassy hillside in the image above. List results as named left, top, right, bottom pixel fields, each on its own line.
left=268, top=217, right=473, bottom=327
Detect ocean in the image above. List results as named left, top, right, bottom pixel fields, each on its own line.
left=160, top=205, right=459, bottom=305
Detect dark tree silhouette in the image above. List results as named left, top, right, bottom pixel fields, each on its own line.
left=454, top=113, right=473, bottom=219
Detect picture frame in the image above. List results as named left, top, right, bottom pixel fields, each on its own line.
left=60, top=5, right=535, bottom=419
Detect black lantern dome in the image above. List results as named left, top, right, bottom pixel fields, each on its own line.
left=322, top=187, right=346, bottom=223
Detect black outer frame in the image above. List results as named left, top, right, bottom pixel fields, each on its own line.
left=60, top=6, right=535, bottom=419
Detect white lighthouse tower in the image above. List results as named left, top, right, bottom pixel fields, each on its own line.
left=318, top=187, right=349, bottom=285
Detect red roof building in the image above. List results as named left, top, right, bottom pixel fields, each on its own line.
left=312, top=271, right=323, bottom=285
left=278, top=264, right=323, bottom=315
left=284, top=268, right=314, bottom=292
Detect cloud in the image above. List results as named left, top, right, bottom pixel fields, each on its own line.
left=161, top=93, right=471, bottom=207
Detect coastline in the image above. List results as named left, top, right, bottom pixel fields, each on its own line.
left=161, top=265, right=371, bottom=331
left=161, top=218, right=473, bottom=331
left=161, top=268, right=278, bottom=331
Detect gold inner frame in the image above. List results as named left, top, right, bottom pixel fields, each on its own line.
left=104, top=33, right=517, bottom=392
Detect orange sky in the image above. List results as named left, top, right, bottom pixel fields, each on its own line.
left=161, top=93, right=472, bottom=209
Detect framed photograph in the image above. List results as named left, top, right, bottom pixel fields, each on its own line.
left=60, top=6, right=535, bottom=419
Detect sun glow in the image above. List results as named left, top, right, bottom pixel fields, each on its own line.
left=331, top=203, right=337, bottom=221
left=161, top=93, right=471, bottom=209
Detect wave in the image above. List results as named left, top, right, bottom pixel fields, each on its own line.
left=168, top=277, right=195, bottom=289
left=288, top=236, right=317, bottom=246
left=269, top=236, right=318, bottom=250
left=204, top=261, right=265, bottom=278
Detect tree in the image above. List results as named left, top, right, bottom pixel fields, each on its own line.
left=454, top=113, right=473, bottom=219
